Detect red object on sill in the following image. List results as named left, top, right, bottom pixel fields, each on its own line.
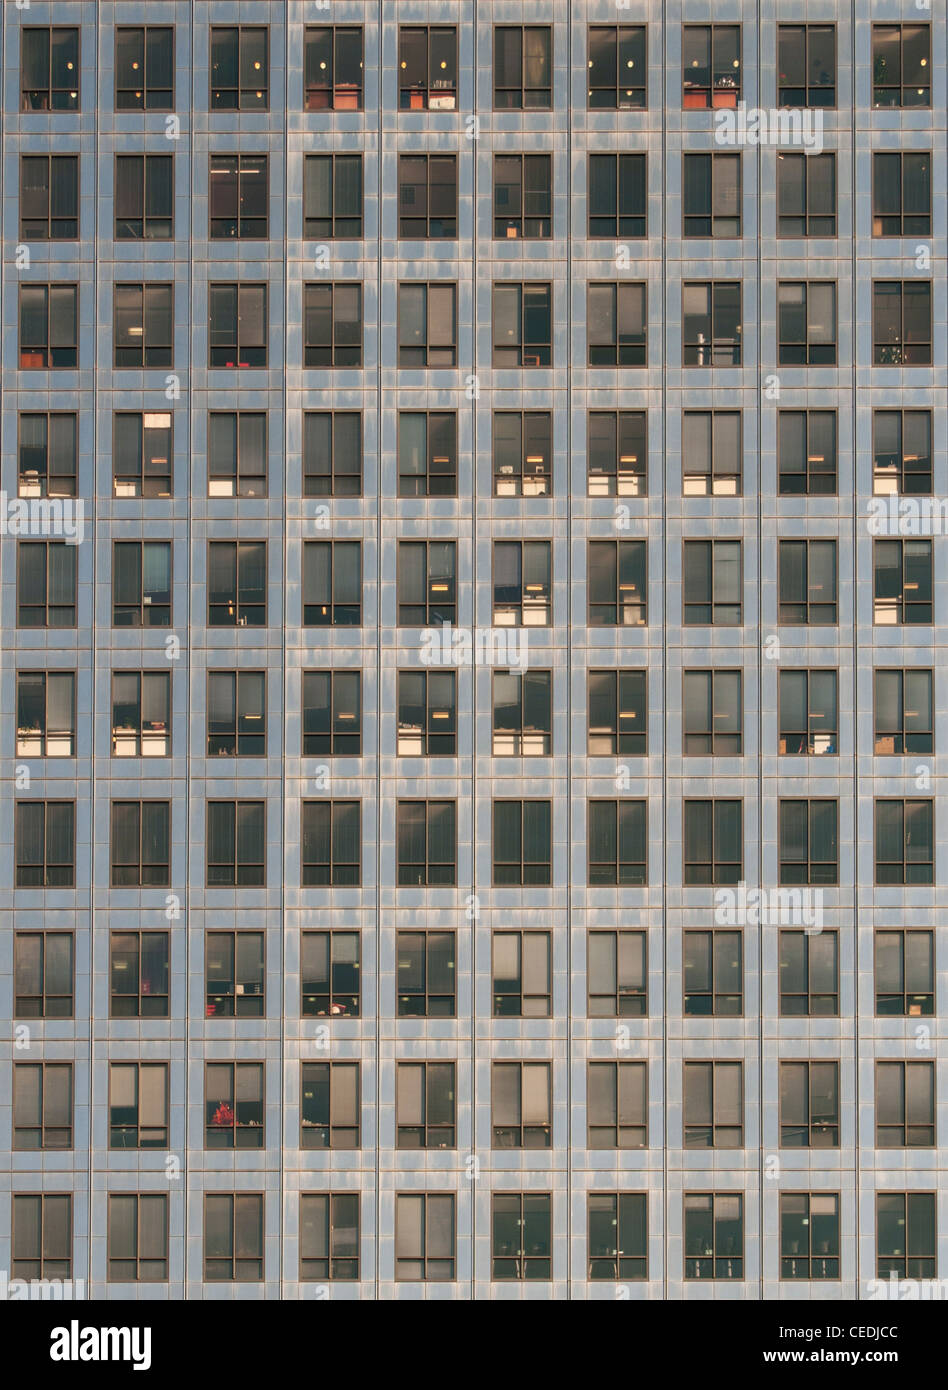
left=212, top=1102, right=235, bottom=1127
left=20, top=351, right=46, bottom=368
left=683, top=91, right=709, bottom=109
left=713, top=91, right=738, bottom=108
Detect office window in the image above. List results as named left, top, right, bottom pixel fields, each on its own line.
left=398, top=411, right=457, bottom=497
left=398, top=283, right=457, bottom=366
left=683, top=153, right=741, bottom=238
left=779, top=930, right=839, bottom=1017
left=396, top=1062, right=456, bottom=1149
left=303, top=412, right=362, bottom=497
left=778, top=669, right=838, bottom=755
left=874, top=669, right=933, bottom=755
left=304, top=154, right=363, bottom=239
left=396, top=1194, right=455, bottom=1282
left=113, top=411, right=173, bottom=498
left=781, top=1194, right=839, bottom=1281
left=494, top=154, right=552, bottom=239
left=300, top=1195, right=359, bottom=1282
left=113, top=283, right=173, bottom=368
left=204, top=1194, right=264, bottom=1281
left=492, top=1062, right=552, bottom=1149
left=683, top=670, right=742, bottom=755
left=210, top=26, right=268, bottom=110
left=872, top=24, right=931, bottom=107
left=301, top=1061, right=360, bottom=1149
left=206, top=800, right=266, bottom=887
left=15, top=800, right=74, bottom=888
left=873, top=540, right=932, bottom=625
left=20, top=27, right=79, bottom=111
left=873, top=153, right=931, bottom=238
left=109, top=1062, right=168, bottom=1149
left=12, top=1195, right=72, bottom=1281
left=302, top=671, right=361, bottom=756
left=303, top=283, right=362, bottom=367
left=492, top=931, right=552, bottom=1018
left=16, top=670, right=75, bottom=758
left=873, top=409, right=931, bottom=495
left=113, top=540, right=172, bottom=627
left=877, top=1194, right=936, bottom=1278
left=492, top=1193, right=552, bottom=1280
left=110, top=800, right=170, bottom=887
left=684, top=931, right=742, bottom=1016
left=19, top=284, right=78, bottom=369
left=777, top=539, right=837, bottom=625
left=492, top=282, right=552, bottom=367
left=492, top=540, right=552, bottom=627
left=684, top=1194, right=743, bottom=1279
left=588, top=1061, right=647, bottom=1149
left=303, top=541, right=361, bottom=626
left=588, top=540, right=647, bottom=626
left=684, top=1061, right=743, bottom=1148
left=304, top=26, right=363, bottom=110
left=876, top=931, right=934, bottom=1018
left=115, top=155, right=173, bottom=240
left=398, top=155, right=457, bottom=239
left=777, top=153, right=836, bottom=237
left=683, top=539, right=742, bottom=626
left=205, top=1063, right=264, bottom=1149
left=492, top=670, right=552, bottom=756
left=587, top=411, right=647, bottom=497
left=18, top=412, right=77, bottom=499
left=397, top=670, right=456, bottom=756
left=209, top=283, right=267, bottom=368
left=396, top=931, right=456, bottom=1018
left=493, top=799, right=552, bottom=885
left=777, top=24, right=836, bottom=107
left=778, top=799, right=839, bottom=886
left=208, top=540, right=266, bottom=627
left=682, top=25, right=741, bottom=108
left=588, top=154, right=646, bottom=239
left=588, top=799, right=647, bottom=885
left=494, top=26, right=552, bottom=109
left=301, top=930, right=360, bottom=1018
left=17, top=542, right=77, bottom=629
left=777, top=409, right=837, bottom=495
left=301, top=800, right=361, bottom=886
left=111, top=671, right=170, bottom=757
left=684, top=799, right=742, bottom=885
left=780, top=1061, right=840, bottom=1147
left=110, top=930, right=170, bottom=1019
left=777, top=281, right=837, bottom=364
left=207, top=412, right=266, bottom=498
left=587, top=282, right=647, bottom=367
left=397, top=800, right=456, bottom=886
left=876, top=1061, right=935, bottom=1147
left=206, top=932, right=265, bottom=1019
left=493, top=411, right=552, bottom=497
left=399, top=26, right=457, bottom=110
left=682, top=410, right=741, bottom=496
left=14, top=931, right=73, bottom=1018
left=587, top=26, right=647, bottom=109
left=13, top=1063, right=72, bottom=1149
left=207, top=155, right=268, bottom=244
left=874, top=799, right=934, bottom=886
left=207, top=671, right=266, bottom=757
left=587, top=670, right=646, bottom=757
left=108, top=1195, right=168, bottom=1284
left=19, top=155, right=79, bottom=241
left=682, top=281, right=741, bottom=365
left=115, top=26, right=174, bottom=111
left=398, top=540, right=456, bottom=626
left=588, top=1194, right=647, bottom=1280
left=588, top=930, right=647, bottom=1017
left=873, top=281, right=932, bottom=365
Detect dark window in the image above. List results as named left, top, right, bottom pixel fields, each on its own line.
left=683, top=539, right=742, bottom=626
left=492, top=540, right=552, bottom=627
left=492, top=1193, right=551, bottom=1281
left=587, top=26, right=647, bottom=109
left=492, top=1062, right=552, bottom=1149
left=20, top=27, right=79, bottom=111
left=208, top=540, right=267, bottom=627
left=588, top=799, right=647, bottom=885
left=205, top=932, right=265, bottom=1019
left=14, top=932, right=73, bottom=1019
left=303, top=412, right=362, bottom=497
left=587, top=282, right=647, bottom=367
left=874, top=668, right=933, bottom=755
left=397, top=800, right=457, bottom=887
left=303, top=283, right=362, bottom=367
left=683, top=669, right=742, bottom=755
left=300, top=1194, right=360, bottom=1282
left=682, top=281, right=742, bottom=366
left=398, top=155, right=457, bottom=239
left=875, top=930, right=934, bottom=1018
left=12, top=1195, right=72, bottom=1281
left=15, top=800, right=75, bottom=887
left=395, top=1194, right=455, bottom=1282
left=874, top=799, right=934, bottom=886
left=398, top=282, right=457, bottom=366
left=588, top=153, right=646, bottom=239
left=398, top=26, right=457, bottom=111
left=17, top=411, right=77, bottom=499
left=492, top=282, right=552, bottom=367
left=778, top=669, right=838, bottom=755
left=301, top=930, right=360, bottom=1018
left=684, top=1193, right=743, bottom=1280
left=396, top=1062, right=456, bottom=1149
left=397, top=670, right=457, bottom=756
left=588, top=1061, right=647, bottom=1149
left=302, top=670, right=362, bottom=756
left=115, top=26, right=174, bottom=111
left=208, top=412, right=266, bottom=498
left=303, top=155, right=363, bottom=239
left=587, top=670, right=646, bottom=756
left=398, top=411, right=457, bottom=497
left=210, top=26, right=268, bottom=110
left=777, top=281, right=837, bottom=364
left=206, top=800, right=266, bottom=887
left=208, top=283, right=268, bottom=367
left=778, top=409, right=837, bottom=495
left=781, top=1194, right=840, bottom=1280
left=207, top=670, right=267, bottom=756
left=19, top=284, right=78, bottom=369
left=684, top=931, right=743, bottom=1016
left=494, top=154, right=552, bottom=240
left=682, top=25, right=741, bottom=108
left=396, top=931, right=456, bottom=1018
left=398, top=540, right=456, bottom=626
left=875, top=1061, right=935, bottom=1147
left=109, top=931, right=170, bottom=1019
left=113, top=283, right=173, bottom=368
left=683, top=153, right=741, bottom=238
left=493, top=411, right=552, bottom=497
left=112, top=540, right=172, bottom=627
left=205, top=1063, right=264, bottom=1149
left=492, top=670, right=553, bottom=756
left=682, top=410, right=741, bottom=496
left=19, top=154, right=79, bottom=240
left=777, top=153, right=836, bottom=237
left=777, top=539, right=837, bottom=625
left=777, top=24, right=836, bottom=107
left=779, top=930, right=839, bottom=1017
left=13, top=1062, right=72, bottom=1149
left=492, top=799, right=552, bottom=886
left=493, top=26, right=552, bottom=109
left=108, top=1062, right=168, bottom=1149
left=16, top=670, right=75, bottom=758
left=877, top=1194, right=936, bottom=1278
left=684, top=799, right=742, bottom=885
left=873, top=409, right=932, bottom=495
left=111, top=670, right=171, bottom=757
left=587, top=411, right=647, bottom=497
left=872, top=24, right=931, bottom=108
left=873, top=540, right=933, bottom=625
left=873, top=280, right=932, bottom=365
left=110, top=800, right=171, bottom=887
left=303, top=540, right=362, bottom=626
left=301, top=1061, right=360, bottom=1149
left=108, top=1194, right=169, bottom=1284
left=301, top=800, right=361, bottom=886
left=588, top=1194, right=647, bottom=1280
left=492, top=931, right=552, bottom=1018
left=873, top=153, right=932, bottom=237
left=304, top=26, right=363, bottom=111
left=113, top=411, right=173, bottom=498
left=683, top=1061, right=743, bottom=1147
left=209, top=154, right=268, bottom=239
left=588, top=540, right=647, bottom=627
left=114, top=155, right=173, bottom=240
left=204, top=1194, right=264, bottom=1282
left=17, top=541, right=77, bottom=628
left=588, top=930, right=647, bottom=1017
left=778, top=799, right=839, bottom=885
